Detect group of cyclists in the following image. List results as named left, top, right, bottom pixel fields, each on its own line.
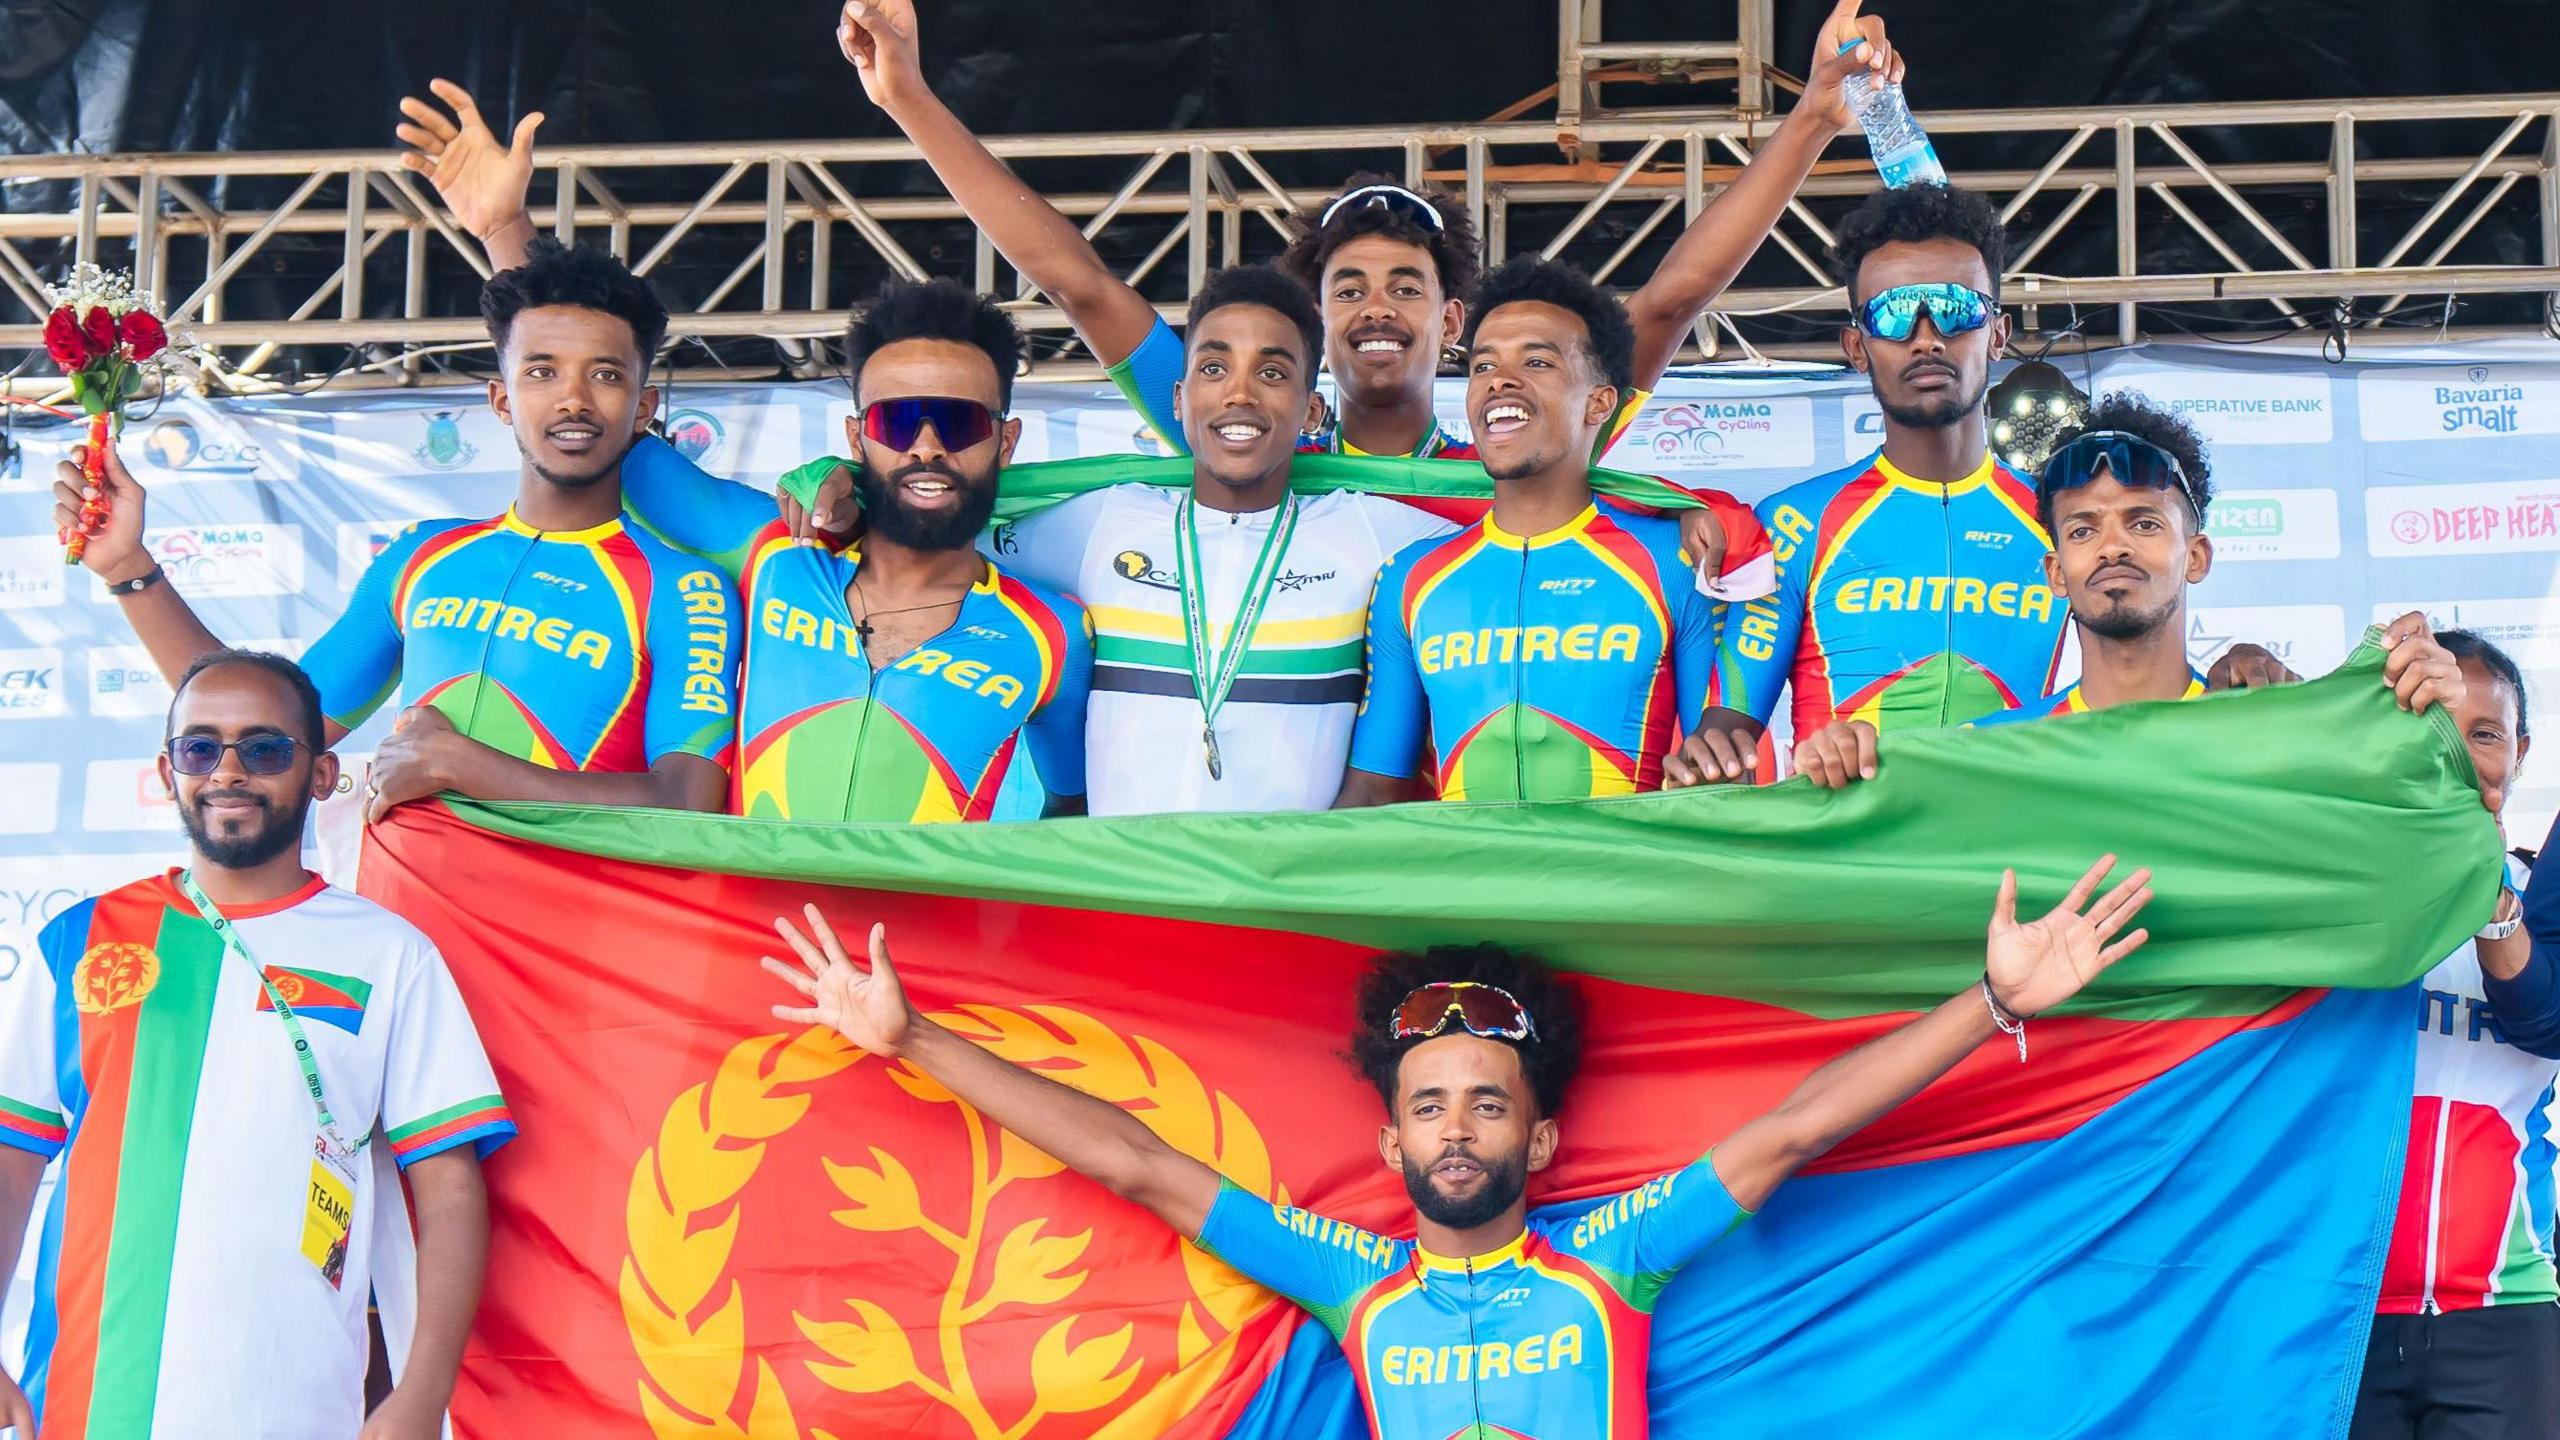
left=34, top=1, right=2560, bottom=1435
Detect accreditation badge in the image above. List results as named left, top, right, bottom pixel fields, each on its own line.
left=301, top=1135, right=358, bottom=1289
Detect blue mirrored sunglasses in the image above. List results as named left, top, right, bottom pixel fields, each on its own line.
left=2039, top=430, right=2198, bottom=515
left=1857, top=282, right=1993, bottom=343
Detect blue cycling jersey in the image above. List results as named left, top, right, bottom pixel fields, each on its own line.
left=1195, top=1155, right=1745, bottom=1440
left=1715, top=450, right=2065, bottom=739
left=302, top=508, right=739, bottom=772
left=1970, top=669, right=2207, bottom=728
left=1349, top=504, right=1718, bottom=801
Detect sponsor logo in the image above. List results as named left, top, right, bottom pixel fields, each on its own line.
left=1625, top=397, right=1812, bottom=472
left=1537, top=577, right=1599, bottom=596
left=0, top=858, right=137, bottom=986
left=414, top=409, right=482, bottom=471
left=2366, top=480, right=2560, bottom=557
left=2199, top=489, right=2340, bottom=561
left=1962, top=529, right=2018, bottom=548
left=0, top=650, right=64, bottom=719
left=87, top=645, right=170, bottom=718
left=137, top=417, right=267, bottom=475
left=2357, top=364, right=2558, bottom=442
left=2098, top=373, right=2332, bottom=446
left=81, top=757, right=177, bottom=833
left=0, top=536, right=67, bottom=609
left=960, top=625, right=1011, bottom=642
left=661, top=408, right=728, bottom=465
left=1273, top=568, right=1336, bottom=593
left=2185, top=605, right=2348, bottom=678
left=1112, top=550, right=1179, bottom=592
left=0, top=765, right=59, bottom=836
left=114, top=524, right=305, bottom=599
left=530, top=570, right=590, bottom=594
left=2372, top=599, right=2560, bottom=668
left=1841, top=394, right=1885, bottom=460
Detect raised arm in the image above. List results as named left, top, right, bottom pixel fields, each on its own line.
left=1623, top=0, right=1890, bottom=389
left=397, top=79, right=544, bottom=270
left=1709, top=855, right=2153, bottom=1212
left=839, top=0, right=1162, bottom=367
left=764, top=908, right=1222, bottom=1237
left=52, top=444, right=267, bottom=715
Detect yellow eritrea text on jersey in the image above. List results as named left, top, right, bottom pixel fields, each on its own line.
left=1418, top=623, right=1646, bottom=674
left=409, top=595, right=614, bottom=670
left=1379, top=1327, right=1588, bottom=1385
left=677, top=572, right=731, bottom=716
left=759, top=596, right=1030, bottom=708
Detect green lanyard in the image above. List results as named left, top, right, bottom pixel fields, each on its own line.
left=176, top=870, right=364, bottom=1158
left=1174, top=494, right=1299, bottom=780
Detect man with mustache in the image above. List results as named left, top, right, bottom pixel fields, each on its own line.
left=730, top=279, right=1094, bottom=823
left=759, top=851, right=2151, bottom=1439
left=54, top=241, right=742, bottom=818
left=0, top=651, right=513, bottom=1439
left=1338, top=259, right=1767, bottom=805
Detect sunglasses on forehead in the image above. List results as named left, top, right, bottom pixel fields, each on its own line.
left=859, top=395, right=1001, bottom=454
left=1317, top=183, right=1448, bottom=235
left=1856, top=282, right=1994, bottom=343
left=166, top=734, right=306, bottom=777
left=1389, top=981, right=1537, bottom=1042
left=2040, top=429, right=2200, bottom=514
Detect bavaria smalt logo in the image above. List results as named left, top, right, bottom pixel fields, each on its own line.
left=2431, top=367, right=2525, bottom=435
left=415, top=410, right=481, bottom=471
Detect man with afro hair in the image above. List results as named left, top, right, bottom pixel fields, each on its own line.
left=56, top=238, right=743, bottom=818
left=763, top=852, right=2154, bottom=1439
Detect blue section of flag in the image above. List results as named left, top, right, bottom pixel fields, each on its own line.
left=1227, top=985, right=2410, bottom=1439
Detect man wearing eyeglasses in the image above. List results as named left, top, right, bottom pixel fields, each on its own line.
left=756, top=848, right=2150, bottom=1440
left=54, top=242, right=743, bottom=821
left=0, top=650, right=512, bottom=1440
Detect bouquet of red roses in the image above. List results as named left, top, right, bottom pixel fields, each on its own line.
left=44, top=263, right=190, bottom=565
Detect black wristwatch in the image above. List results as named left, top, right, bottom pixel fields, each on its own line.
left=106, top=565, right=164, bottom=596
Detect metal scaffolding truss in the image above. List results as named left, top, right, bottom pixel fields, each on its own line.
left=2, top=89, right=2557, bottom=390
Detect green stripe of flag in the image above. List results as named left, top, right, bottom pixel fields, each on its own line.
left=0, top=1093, right=63, bottom=1129
left=388, top=1094, right=506, bottom=1144
left=91, top=905, right=222, bottom=1437
left=442, top=634, right=2494, bottom=1023
left=1093, top=634, right=1363, bottom=677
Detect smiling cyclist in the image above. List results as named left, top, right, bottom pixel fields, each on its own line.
left=761, top=851, right=2153, bottom=1440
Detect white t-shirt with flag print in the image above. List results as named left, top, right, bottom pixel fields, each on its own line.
left=0, top=871, right=514, bottom=1440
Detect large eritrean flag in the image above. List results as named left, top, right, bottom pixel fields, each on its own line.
left=360, top=638, right=2496, bottom=1439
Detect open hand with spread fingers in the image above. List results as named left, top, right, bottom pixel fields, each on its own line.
left=763, top=905, right=920, bottom=1059
left=1984, top=854, right=2155, bottom=1019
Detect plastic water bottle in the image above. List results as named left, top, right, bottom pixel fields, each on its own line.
left=1841, top=65, right=1947, bottom=189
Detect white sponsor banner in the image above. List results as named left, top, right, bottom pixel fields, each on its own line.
left=102, top=523, right=305, bottom=600
left=82, top=756, right=176, bottom=833
left=84, top=636, right=297, bottom=718
left=2099, top=371, right=2334, bottom=446
left=2366, top=479, right=2560, bottom=558
left=2372, top=597, right=2560, bottom=668
left=2202, top=489, right=2342, bottom=561
left=0, top=536, right=67, bottom=611
left=0, top=765, right=59, bottom=836
left=120, top=408, right=301, bottom=485
left=2188, top=604, right=2351, bottom=678
left=0, top=648, right=65, bottom=720
left=0, top=853, right=151, bottom=984
left=1068, top=407, right=1175, bottom=461
left=1841, top=393, right=1885, bottom=461
left=326, top=401, right=518, bottom=477
left=1618, top=396, right=1817, bottom=475
left=2356, top=363, right=2560, bottom=443
left=654, top=401, right=810, bottom=481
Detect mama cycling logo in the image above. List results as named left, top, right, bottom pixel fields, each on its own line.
left=1626, top=398, right=1811, bottom=473
left=107, top=525, right=305, bottom=600
left=2357, top=364, right=2556, bottom=442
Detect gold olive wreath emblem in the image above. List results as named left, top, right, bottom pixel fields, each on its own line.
left=622, top=1004, right=1284, bottom=1440
left=71, top=942, right=159, bottom=1015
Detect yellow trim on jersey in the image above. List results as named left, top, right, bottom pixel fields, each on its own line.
left=1085, top=604, right=1366, bottom=647
left=495, top=506, right=627, bottom=545
left=1874, top=450, right=1999, bottom=499
left=1415, top=1233, right=1529, bottom=1274
left=1483, top=504, right=1602, bottom=551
